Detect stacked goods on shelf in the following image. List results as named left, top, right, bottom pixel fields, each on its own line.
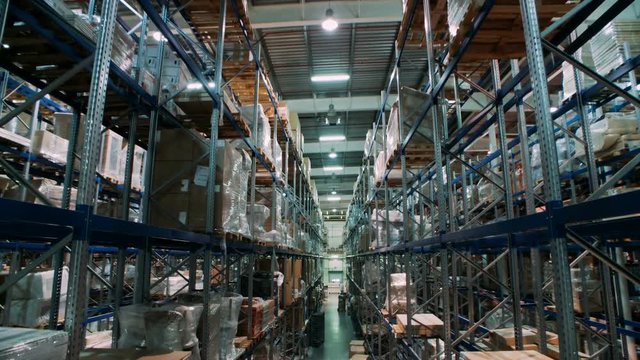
left=303, top=157, right=311, bottom=180
left=395, top=313, right=444, bottom=337
left=98, top=130, right=124, bottom=184
left=3, top=178, right=77, bottom=209
left=590, top=20, right=640, bottom=76
left=143, top=37, right=191, bottom=99
left=0, top=328, right=68, bottom=360
left=150, top=129, right=251, bottom=235
left=237, top=297, right=276, bottom=337
left=369, top=209, right=405, bottom=248
left=255, top=188, right=285, bottom=243
left=273, top=140, right=283, bottom=181
left=118, top=141, right=146, bottom=191
left=385, top=273, right=415, bottom=316
left=240, top=104, right=273, bottom=162
left=5, top=267, right=69, bottom=328
left=447, top=0, right=478, bottom=40
left=281, top=258, right=303, bottom=307
left=574, top=112, right=640, bottom=159
left=561, top=43, right=596, bottom=100
left=289, top=112, right=304, bottom=157
left=570, top=264, right=603, bottom=313
left=220, top=293, right=243, bottom=359
left=31, top=130, right=69, bottom=164
left=461, top=351, right=554, bottom=360
left=364, top=128, right=382, bottom=158
left=385, top=104, right=400, bottom=163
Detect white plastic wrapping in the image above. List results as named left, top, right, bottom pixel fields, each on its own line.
left=385, top=272, right=415, bottom=315
left=221, top=143, right=252, bottom=236
left=562, top=43, right=596, bottom=100
left=219, top=293, right=243, bottom=359
left=590, top=19, right=640, bottom=76
left=31, top=130, right=68, bottom=164
left=248, top=203, right=271, bottom=237
left=385, top=105, right=400, bottom=163
left=448, top=0, right=482, bottom=39
left=370, top=209, right=405, bottom=248
left=0, top=327, right=68, bottom=360
left=273, top=141, right=283, bottom=180
left=574, top=112, right=639, bottom=157
left=240, top=104, right=272, bottom=162
left=374, top=151, right=386, bottom=184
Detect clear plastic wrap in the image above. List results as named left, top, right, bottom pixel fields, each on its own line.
left=248, top=203, right=271, bottom=238
left=0, top=327, right=68, bottom=360
left=385, top=105, right=400, bottom=162
left=273, top=141, right=283, bottom=181
left=447, top=0, right=483, bottom=39
left=177, top=292, right=222, bottom=359
left=590, top=20, right=640, bottom=76
left=370, top=209, right=405, bottom=248
left=374, top=151, right=386, bottom=184
left=385, top=273, right=415, bottom=315
left=220, top=142, right=252, bottom=236
left=561, top=43, right=596, bottom=100
left=256, top=188, right=285, bottom=243
left=98, top=130, right=124, bottom=183
left=144, top=309, right=184, bottom=351
left=35, top=180, right=77, bottom=209
left=118, top=304, right=149, bottom=348
left=31, top=130, right=68, bottom=164
left=240, top=104, right=272, bottom=161
left=219, top=293, right=243, bottom=359
left=574, top=112, right=639, bottom=157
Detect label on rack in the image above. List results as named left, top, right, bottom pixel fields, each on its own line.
left=194, top=165, right=209, bottom=187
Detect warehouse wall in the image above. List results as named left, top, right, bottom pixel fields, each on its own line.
left=324, top=221, right=346, bottom=286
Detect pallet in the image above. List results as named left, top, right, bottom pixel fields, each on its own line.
left=256, top=148, right=276, bottom=172
left=218, top=113, right=252, bottom=139
left=395, top=313, right=443, bottom=338
left=448, top=0, right=575, bottom=70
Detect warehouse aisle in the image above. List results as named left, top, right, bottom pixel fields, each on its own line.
left=307, top=293, right=354, bottom=359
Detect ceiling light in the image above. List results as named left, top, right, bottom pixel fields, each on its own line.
left=311, top=74, right=350, bottom=82
left=328, top=152, right=338, bottom=159
left=322, top=8, right=338, bottom=31
left=319, top=134, right=346, bottom=142
left=327, top=196, right=341, bottom=201
left=151, top=31, right=167, bottom=42
left=550, top=106, right=558, bottom=112
left=187, top=82, right=203, bottom=90
left=2, top=44, right=9, bottom=49
left=331, top=190, right=337, bottom=195
left=323, top=166, right=343, bottom=172
left=332, top=208, right=337, bottom=212
left=208, top=82, right=215, bottom=88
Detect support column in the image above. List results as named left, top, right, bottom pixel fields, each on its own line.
left=67, top=0, right=119, bottom=357
left=518, top=0, right=578, bottom=357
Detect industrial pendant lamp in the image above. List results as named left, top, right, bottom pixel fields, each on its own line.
left=322, top=8, right=338, bottom=31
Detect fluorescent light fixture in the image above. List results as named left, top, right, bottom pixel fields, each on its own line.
left=332, top=208, right=337, bottom=212
left=328, top=152, right=338, bottom=159
left=311, top=74, right=350, bottom=82
left=322, top=8, right=338, bottom=31
left=152, top=31, right=167, bottom=42
left=331, top=190, right=337, bottom=195
left=187, top=82, right=203, bottom=90
left=208, top=82, right=216, bottom=88
left=327, top=196, right=341, bottom=201
left=550, top=106, right=558, bottom=112
left=323, top=166, right=343, bottom=172
left=319, top=134, right=346, bottom=142
left=2, top=44, right=9, bottom=49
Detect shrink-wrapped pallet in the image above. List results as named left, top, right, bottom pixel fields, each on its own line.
left=31, top=130, right=68, bottom=164
left=590, top=20, right=640, bottom=76
left=574, top=112, right=639, bottom=158
left=0, top=327, right=68, bottom=360
left=561, top=43, right=596, bottom=100
left=385, top=273, right=415, bottom=315
left=370, top=209, right=405, bottom=248
left=219, top=293, right=243, bottom=359
left=385, top=105, right=400, bottom=163
left=240, top=104, right=273, bottom=162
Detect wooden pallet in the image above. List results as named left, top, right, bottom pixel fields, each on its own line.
left=256, top=148, right=276, bottom=172
left=448, top=0, right=575, bottom=70
left=218, top=113, right=252, bottom=139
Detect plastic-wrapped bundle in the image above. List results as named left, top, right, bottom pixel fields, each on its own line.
left=448, top=0, right=482, bottom=39
left=374, top=151, right=386, bottom=183
left=370, top=209, right=405, bottom=247
left=385, top=273, right=416, bottom=315
left=177, top=292, right=222, bottom=359
left=219, top=293, right=243, bottom=359
left=590, top=20, right=640, bottom=76
left=248, top=203, right=271, bottom=238
left=221, top=143, right=252, bottom=236
left=385, top=105, right=400, bottom=162
left=240, top=105, right=273, bottom=161
left=562, top=43, right=596, bottom=100
left=117, top=304, right=148, bottom=348
left=35, top=180, right=77, bottom=209
left=31, top=130, right=69, bottom=164
left=0, top=328, right=68, bottom=360
left=574, top=112, right=639, bottom=157
left=273, top=141, right=283, bottom=180
left=144, top=309, right=184, bottom=351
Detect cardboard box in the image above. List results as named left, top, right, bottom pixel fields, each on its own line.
left=98, top=130, right=124, bottom=183
left=349, top=345, right=366, bottom=357
left=237, top=298, right=265, bottom=337
left=489, top=327, right=538, bottom=350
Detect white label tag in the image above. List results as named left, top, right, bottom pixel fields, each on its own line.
left=178, top=211, right=187, bottom=225
left=194, top=165, right=209, bottom=187
left=180, top=179, right=189, bottom=192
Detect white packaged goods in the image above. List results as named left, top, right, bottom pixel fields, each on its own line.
left=385, top=105, right=400, bottom=163
left=590, top=20, right=640, bottom=76
left=248, top=203, right=271, bottom=237
left=370, top=209, right=405, bottom=248
left=0, top=327, right=68, bottom=360
left=273, top=141, right=283, bottom=180
left=9, top=267, right=69, bottom=300
left=7, top=295, right=66, bottom=328
left=99, top=130, right=124, bottom=183
left=574, top=112, right=639, bottom=157
left=240, top=104, right=272, bottom=161
left=447, top=0, right=482, bottom=40
left=562, top=43, right=596, bottom=100
left=31, top=130, right=69, bottom=164
left=385, top=272, right=415, bottom=314
left=35, top=180, right=77, bottom=209
left=219, top=293, right=243, bottom=359
left=118, top=142, right=147, bottom=190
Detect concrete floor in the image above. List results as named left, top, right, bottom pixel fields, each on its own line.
left=307, top=293, right=354, bottom=359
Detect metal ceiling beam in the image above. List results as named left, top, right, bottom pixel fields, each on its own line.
left=287, top=96, right=392, bottom=113
left=249, top=0, right=402, bottom=29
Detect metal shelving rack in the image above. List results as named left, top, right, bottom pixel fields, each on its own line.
left=0, top=0, right=325, bottom=359
left=345, top=0, right=640, bottom=359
